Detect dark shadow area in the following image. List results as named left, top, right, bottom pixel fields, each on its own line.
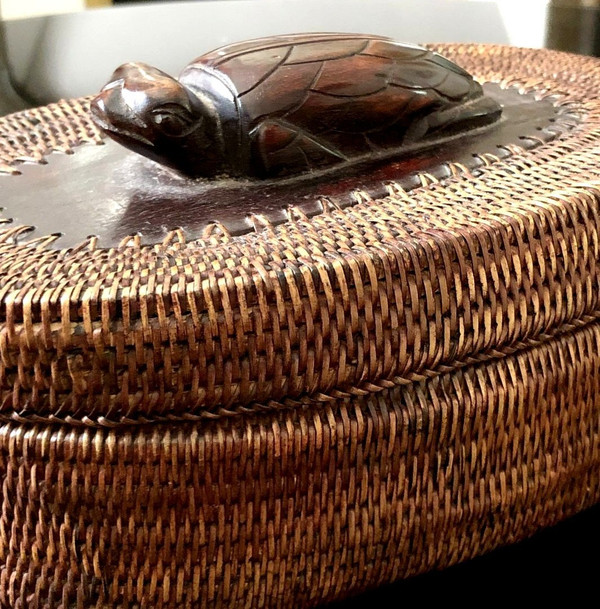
left=324, top=502, right=600, bottom=606
left=546, top=3, right=600, bottom=56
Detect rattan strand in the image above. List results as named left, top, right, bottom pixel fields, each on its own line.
left=0, top=44, right=600, bottom=608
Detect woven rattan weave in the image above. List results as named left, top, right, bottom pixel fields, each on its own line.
left=1, top=44, right=600, bottom=608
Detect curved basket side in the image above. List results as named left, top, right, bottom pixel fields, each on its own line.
left=0, top=315, right=599, bottom=607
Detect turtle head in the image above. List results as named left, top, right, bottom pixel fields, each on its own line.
left=91, top=63, right=226, bottom=178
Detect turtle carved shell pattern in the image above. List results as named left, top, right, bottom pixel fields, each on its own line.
left=91, top=33, right=502, bottom=179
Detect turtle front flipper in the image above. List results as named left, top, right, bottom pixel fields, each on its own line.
left=251, top=120, right=348, bottom=178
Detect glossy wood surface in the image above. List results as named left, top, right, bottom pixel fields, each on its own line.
left=2, top=85, right=574, bottom=248
left=90, top=34, right=502, bottom=179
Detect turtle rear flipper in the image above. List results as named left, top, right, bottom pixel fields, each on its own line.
left=403, top=95, right=503, bottom=143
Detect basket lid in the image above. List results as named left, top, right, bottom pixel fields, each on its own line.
left=0, top=44, right=596, bottom=426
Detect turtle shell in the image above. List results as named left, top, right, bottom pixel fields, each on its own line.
left=179, top=33, right=492, bottom=176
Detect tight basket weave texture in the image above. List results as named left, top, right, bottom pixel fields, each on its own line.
left=1, top=44, right=600, bottom=608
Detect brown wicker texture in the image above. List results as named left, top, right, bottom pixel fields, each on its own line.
left=1, top=44, right=600, bottom=608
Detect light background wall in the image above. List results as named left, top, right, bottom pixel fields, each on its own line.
left=1, top=0, right=84, bottom=19
left=468, top=0, right=550, bottom=48
left=0, top=0, right=551, bottom=48
left=0, top=0, right=111, bottom=20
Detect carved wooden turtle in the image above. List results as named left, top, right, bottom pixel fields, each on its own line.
left=90, top=33, right=502, bottom=179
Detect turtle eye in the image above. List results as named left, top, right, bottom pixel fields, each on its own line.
left=150, top=104, right=199, bottom=137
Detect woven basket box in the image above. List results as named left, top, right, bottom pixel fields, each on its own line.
left=0, top=44, right=599, bottom=608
